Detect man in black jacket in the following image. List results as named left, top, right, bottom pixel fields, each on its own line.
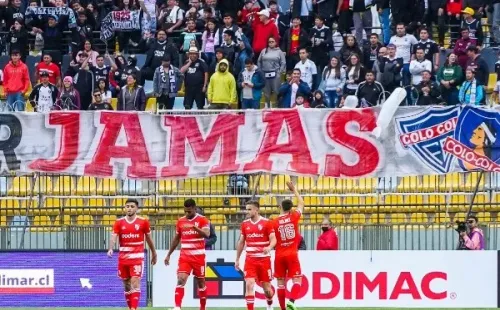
left=140, top=30, right=180, bottom=84
left=309, top=16, right=332, bottom=74
left=281, top=16, right=309, bottom=71
left=377, top=44, right=403, bottom=93
left=363, top=33, right=383, bottom=71
left=195, top=207, right=218, bottom=250
left=466, top=45, right=489, bottom=85
left=416, top=70, right=441, bottom=105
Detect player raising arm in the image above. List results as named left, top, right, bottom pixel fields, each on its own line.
left=235, top=201, right=277, bottom=310
left=273, top=181, right=304, bottom=310
left=164, top=199, right=210, bottom=310
left=108, top=198, right=157, bottom=310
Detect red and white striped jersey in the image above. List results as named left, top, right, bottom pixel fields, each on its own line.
left=113, top=216, right=151, bottom=265
left=241, top=217, right=274, bottom=258
left=176, top=214, right=210, bottom=261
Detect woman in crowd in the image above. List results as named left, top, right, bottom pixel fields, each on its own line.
left=201, top=18, right=217, bottom=66
left=117, top=74, right=146, bottom=110
left=322, top=56, right=346, bottom=108
left=8, top=18, right=28, bottom=61
left=97, top=78, right=112, bottom=103
left=55, top=76, right=81, bottom=110
left=257, top=36, right=286, bottom=109
left=436, top=53, right=463, bottom=106
left=344, top=53, right=365, bottom=96
left=339, top=34, right=363, bottom=66
left=77, top=40, right=99, bottom=66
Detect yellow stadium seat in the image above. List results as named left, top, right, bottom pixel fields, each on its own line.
left=7, top=176, right=32, bottom=196
left=209, top=214, right=226, bottom=224
left=464, top=172, right=485, bottom=191
left=88, top=198, right=106, bottom=215
left=421, top=175, right=442, bottom=192
left=297, top=177, right=315, bottom=192
left=358, top=178, right=376, bottom=193
left=397, top=176, right=420, bottom=193
left=259, top=196, right=277, bottom=207
left=324, top=196, right=341, bottom=206
left=97, top=178, right=118, bottom=195
left=196, top=197, right=224, bottom=207
left=428, top=194, right=446, bottom=205
left=344, top=196, right=362, bottom=206
left=477, top=212, right=491, bottom=222
left=271, top=175, right=291, bottom=193
left=449, top=194, right=468, bottom=212
left=252, top=174, right=271, bottom=193
left=157, top=180, right=177, bottom=194
left=329, top=213, right=344, bottom=224
left=76, top=177, right=97, bottom=195
left=368, top=213, right=386, bottom=223
left=337, top=179, right=357, bottom=193
left=410, top=212, right=428, bottom=223
left=32, top=215, right=50, bottom=226
left=389, top=213, right=408, bottom=224
left=145, top=98, right=156, bottom=112
left=487, top=73, right=497, bottom=93
left=435, top=213, right=452, bottom=224
left=303, top=196, right=320, bottom=206
left=42, top=198, right=63, bottom=216
left=309, top=214, right=324, bottom=224
left=347, top=213, right=366, bottom=224
left=0, top=216, right=7, bottom=226
left=52, top=176, right=75, bottom=195
left=439, top=173, right=462, bottom=192
left=406, top=194, right=423, bottom=209
left=110, top=197, right=129, bottom=215
left=77, top=215, right=94, bottom=225
left=33, top=176, right=53, bottom=195
left=0, top=199, right=22, bottom=216
left=100, top=214, right=117, bottom=226
left=316, top=177, right=337, bottom=192
left=64, top=198, right=85, bottom=216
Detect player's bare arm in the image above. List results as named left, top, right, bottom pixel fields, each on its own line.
left=234, top=234, right=245, bottom=271
left=145, top=233, right=157, bottom=265
left=164, top=233, right=181, bottom=266
left=107, top=233, right=117, bottom=257
left=263, top=232, right=277, bottom=255
left=287, top=181, right=304, bottom=213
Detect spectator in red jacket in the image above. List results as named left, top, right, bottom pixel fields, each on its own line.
left=3, top=49, right=30, bottom=111
left=251, top=9, right=280, bottom=56
left=316, top=218, right=339, bottom=250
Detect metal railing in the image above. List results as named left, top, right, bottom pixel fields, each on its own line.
left=0, top=223, right=497, bottom=251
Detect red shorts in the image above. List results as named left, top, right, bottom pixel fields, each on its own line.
left=178, top=258, right=206, bottom=278
left=244, top=257, right=272, bottom=283
left=118, top=262, right=144, bottom=280
left=274, top=253, right=301, bottom=279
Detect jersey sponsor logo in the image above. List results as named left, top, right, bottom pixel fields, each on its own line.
left=395, top=106, right=459, bottom=173
left=246, top=233, right=264, bottom=238
left=182, top=230, right=199, bottom=235
left=122, top=233, right=141, bottom=239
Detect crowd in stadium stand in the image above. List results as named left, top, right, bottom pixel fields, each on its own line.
left=0, top=0, right=499, bottom=111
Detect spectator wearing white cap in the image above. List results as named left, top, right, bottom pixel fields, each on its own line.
left=180, top=46, right=209, bottom=109
left=251, top=9, right=280, bottom=56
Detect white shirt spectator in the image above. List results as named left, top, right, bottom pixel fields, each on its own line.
left=409, top=59, right=432, bottom=85
left=295, top=59, right=317, bottom=88
left=390, top=34, right=418, bottom=64
left=291, top=83, right=298, bottom=105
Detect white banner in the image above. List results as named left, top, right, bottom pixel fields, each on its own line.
left=153, top=250, right=498, bottom=308
left=3, top=105, right=500, bottom=179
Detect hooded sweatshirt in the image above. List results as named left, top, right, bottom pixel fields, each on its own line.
left=3, top=60, right=30, bottom=95
left=257, top=46, right=287, bottom=74
left=207, top=59, right=237, bottom=105
left=251, top=17, right=280, bottom=55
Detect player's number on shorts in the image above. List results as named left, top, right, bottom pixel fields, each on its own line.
left=278, top=224, right=295, bottom=241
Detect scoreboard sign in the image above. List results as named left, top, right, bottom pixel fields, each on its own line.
left=0, top=251, right=147, bottom=307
